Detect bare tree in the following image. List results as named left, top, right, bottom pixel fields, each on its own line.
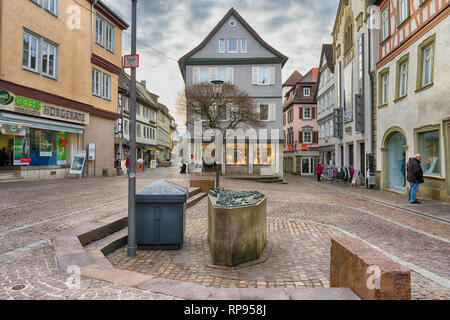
left=182, top=82, right=264, bottom=187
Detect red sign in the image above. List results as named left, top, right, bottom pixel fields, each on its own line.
left=288, top=145, right=293, bottom=150
left=123, top=54, right=140, bottom=68
left=190, top=154, right=194, bottom=160
left=302, top=144, right=308, bottom=151
left=20, top=158, right=32, bottom=163
left=61, top=139, right=66, bottom=147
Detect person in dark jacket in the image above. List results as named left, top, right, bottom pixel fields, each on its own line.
left=180, top=162, right=187, bottom=174
left=407, top=154, right=424, bottom=204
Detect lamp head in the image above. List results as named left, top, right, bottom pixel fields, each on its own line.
left=211, top=80, right=224, bottom=95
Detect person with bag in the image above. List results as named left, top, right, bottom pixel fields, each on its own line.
left=316, top=163, right=323, bottom=182
left=407, top=154, right=424, bottom=204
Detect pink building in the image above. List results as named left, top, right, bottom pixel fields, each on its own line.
left=282, top=68, right=319, bottom=175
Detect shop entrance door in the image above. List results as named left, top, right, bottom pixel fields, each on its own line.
left=301, top=157, right=313, bottom=176
left=387, top=132, right=406, bottom=189
left=0, top=134, right=14, bottom=168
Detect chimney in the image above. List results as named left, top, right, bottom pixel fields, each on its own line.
left=141, top=80, right=147, bottom=88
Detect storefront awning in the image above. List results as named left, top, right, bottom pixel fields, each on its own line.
left=0, top=112, right=84, bottom=134
left=0, top=114, right=31, bottom=136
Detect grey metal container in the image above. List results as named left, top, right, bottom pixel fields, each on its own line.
left=136, top=179, right=188, bottom=250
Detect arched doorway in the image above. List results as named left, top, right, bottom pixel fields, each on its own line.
left=387, top=132, right=407, bottom=190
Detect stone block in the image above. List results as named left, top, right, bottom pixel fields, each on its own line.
left=189, top=179, right=215, bottom=193
left=138, top=278, right=214, bottom=300
left=208, top=195, right=266, bottom=267
left=330, top=237, right=411, bottom=300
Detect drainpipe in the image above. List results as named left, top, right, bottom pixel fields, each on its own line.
left=368, top=26, right=375, bottom=189
left=91, top=0, right=99, bottom=58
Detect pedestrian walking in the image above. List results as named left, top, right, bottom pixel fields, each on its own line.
left=401, top=152, right=406, bottom=187
left=180, top=162, right=186, bottom=174
left=125, top=154, right=130, bottom=177
left=316, top=163, right=323, bottom=182
left=407, top=154, right=424, bottom=204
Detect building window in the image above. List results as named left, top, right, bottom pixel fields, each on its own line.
left=303, top=131, right=312, bottom=144
left=287, top=109, right=293, bottom=123
left=416, top=34, right=436, bottom=91
left=30, top=0, right=42, bottom=5
left=381, top=6, right=390, bottom=41
left=43, top=0, right=58, bottom=16
left=381, top=73, right=389, bottom=105
left=422, top=45, right=433, bottom=86
left=344, top=18, right=353, bottom=53
left=124, top=120, right=129, bottom=134
left=92, top=68, right=102, bottom=96
left=303, top=87, right=311, bottom=97
left=398, top=0, right=409, bottom=26
left=241, top=39, right=247, bottom=53
left=199, top=68, right=210, bottom=83
left=226, top=141, right=248, bottom=165
left=303, top=107, right=312, bottom=120
left=253, top=144, right=274, bottom=165
left=399, top=62, right=408, bottom=97
left=42, top=41, right=57, bottom=78
left=260, top=104, right=269, bottom=121
left=105, top=22, right=115, bottom=52
left=219, top=39, right=225, bottom=53
left=227, top=39, right=238, bottom=53
left=137, top=124, right=141, bottom=137
left=23, top=31, right=40, bottom=72
left=252, top=67, right=275, bottom=85
left=95, top=16, right=105, bottom=47
left=419, top=130, right=440, bottom=176
left=395, top=54, right=409, bottom=100
left=102, top=73, right=111, bottom=100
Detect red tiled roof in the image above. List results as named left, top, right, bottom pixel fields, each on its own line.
left=283, top=70, right=303, bottom=87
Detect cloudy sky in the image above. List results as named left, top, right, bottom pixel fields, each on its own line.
left=106, top=0, right=340, bottom=131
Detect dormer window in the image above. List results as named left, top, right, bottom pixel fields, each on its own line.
left=303, top=87, right=311, bottom=97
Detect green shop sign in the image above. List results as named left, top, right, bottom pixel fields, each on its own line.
left=15, top=95, right=42, bottom=110
left=0, top=90, right=14, bottom=105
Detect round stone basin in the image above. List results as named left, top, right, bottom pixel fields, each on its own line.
left=208, top=194, right=267, bottom=267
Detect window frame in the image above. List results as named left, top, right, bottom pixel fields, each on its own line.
left=227, top=39, right=239, bottom=53
left=219, top=39, right=225, bottom=53
left=303, top=107, right=312, bottom=120
left=241, top=39, right=247, bottom=53
left=42, top=39, right=58, bottom=79
left=22, top=30, right=41, bottom=73
left=397, top=0, right=410, bottom=27
left=395, top=53, right=409, bottom=102
left=381, top=5, right=390, bottom=42
left=378, top=67, right=389, bottom=107
left=414, top=126, right=442, bottom=177
left=95, top=15, right=105, bottom=47
left=92, top=68, right=102, bottom=97
left=303, top=131, right=312, bottom=144
left=102, top=72, right=112, bottom=100
left=43, top=0, right=58, bottom=17
left=303, top=87, right=311, bottom=97
left=259, top=104, right=270, bottom=121
left=105, top=22, right=115, bottom=53
left=416, top=34, right=436, bottom=92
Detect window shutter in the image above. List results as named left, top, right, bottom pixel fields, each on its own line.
left=252, top=67, right=258, bottom=84
left=211, top=68, right=218, bottom=81
left=312, top=107, right=316, bottom=119
left=269, top=67, right=276, bottom=85
left=299, top=107, right=303, bottom=119
left=313, top=131, right=318, bottom=144
left=269, top=104, right=276, bottom=121
left=193, top=67, right=199, bottom=85
left=227, top=68, right=234, bottom=84
left=299, top=131, right=303, bottom=144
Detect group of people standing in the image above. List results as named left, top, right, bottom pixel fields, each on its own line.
left=315, top=154, right=425, bottom=205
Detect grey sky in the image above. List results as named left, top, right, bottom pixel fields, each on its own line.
left=106, top=0, right=340, bottom=131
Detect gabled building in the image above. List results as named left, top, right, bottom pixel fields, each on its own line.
left=282, top=68, right=319, bottom=175
left=316, top=44, right=337, bottom=166
left=373, top=0, right=450, bottom=201
left=178, top=8, right=288, bottom=176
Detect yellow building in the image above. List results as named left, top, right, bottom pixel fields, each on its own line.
left=0, top=0, right=128, bottom=180
left=157, top=104, right=171, bottom=162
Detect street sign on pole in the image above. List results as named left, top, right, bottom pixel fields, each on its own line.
left=123, top=54, right=139, bottom=69
left=127, top=0, right=138, bottom=257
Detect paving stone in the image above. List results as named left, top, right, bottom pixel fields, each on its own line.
left=138, top=278, right=214, bottom=300
left=211, top=288, right=289, bottom=300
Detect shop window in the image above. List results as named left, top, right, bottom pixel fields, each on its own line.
left=419, top=130, right=440, bottom=176
left=23, top=129, right=68, bottom=166
left=226, top=141, right=248, bottom=165
left=253, top=144, right=274, bottom=165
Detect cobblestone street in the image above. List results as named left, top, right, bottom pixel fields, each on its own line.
left=0, top=167, right=449, bottom=300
